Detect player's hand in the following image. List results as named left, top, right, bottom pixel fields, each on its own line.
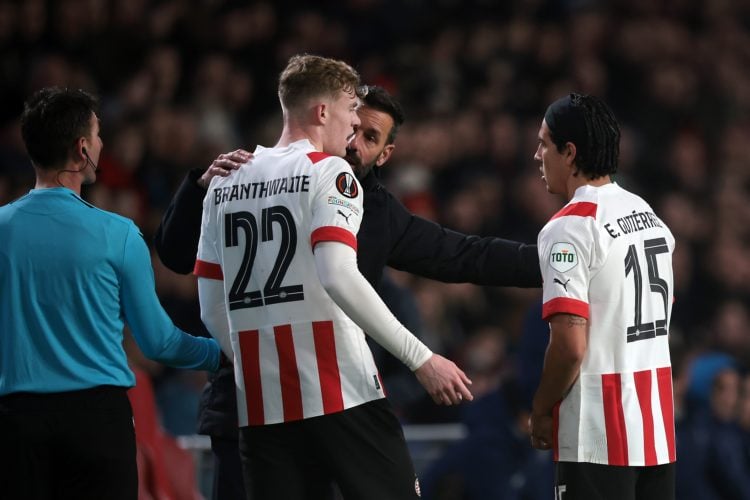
left=414, top=354, right=473, bottom=405
left=197, top=149, right=252, bottom=189
left=529, top=412, right=553, bottom=450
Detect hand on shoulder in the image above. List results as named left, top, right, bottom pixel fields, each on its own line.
left=197, top=149, right=252, bottom=189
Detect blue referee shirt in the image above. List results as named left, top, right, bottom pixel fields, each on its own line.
left=0, top=187, right=220, bottom=396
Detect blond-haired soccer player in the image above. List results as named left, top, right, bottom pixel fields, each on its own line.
left=195, top=54, right=473, bottom=500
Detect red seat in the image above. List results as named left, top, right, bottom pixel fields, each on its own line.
left=128, top=366, right=203, bottom=500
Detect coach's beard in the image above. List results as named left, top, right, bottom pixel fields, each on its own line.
left=344, top=148, right=374, bottom=181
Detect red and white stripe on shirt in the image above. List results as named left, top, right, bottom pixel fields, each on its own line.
left=554, top=367, right=676, bottom=465
left=235, top=321, right=346, bottom=425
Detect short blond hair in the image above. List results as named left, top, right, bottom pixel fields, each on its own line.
left=278, top=54, right=361, bottom=112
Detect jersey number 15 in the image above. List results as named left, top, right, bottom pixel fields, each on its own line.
left=624, top=237, right=670, bottom=343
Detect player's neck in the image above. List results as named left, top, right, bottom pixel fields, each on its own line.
left=277, top=123, right=323, bottom=152
left=565, top=174, right=611, bottom=200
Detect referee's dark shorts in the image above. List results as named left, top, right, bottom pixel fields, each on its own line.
left=0, top=385, right=137, bottom=500
left=555, top=460, right=675, bottom=500
left=240, top=398, right=422, bottom=500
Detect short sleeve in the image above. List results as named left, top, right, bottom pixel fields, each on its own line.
left=538, top=215, right=595, bottom=321
left=309, top=157, right=363, bottom=251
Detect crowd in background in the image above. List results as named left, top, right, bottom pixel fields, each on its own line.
left=1, top=0, right=750, bottom=498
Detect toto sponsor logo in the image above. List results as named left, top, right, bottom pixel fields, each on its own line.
left=549, top=242, right=578, bottom=272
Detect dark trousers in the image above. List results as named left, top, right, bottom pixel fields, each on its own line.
left=0, top=386, right=137, bottom=500
left=211, top=435, right=247, bottom=500
left=239, top=398, right=420, bottom=500
left=555, top=461, right=675, bottom=500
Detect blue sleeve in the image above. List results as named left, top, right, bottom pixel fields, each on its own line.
left=120, top=222, right=219, bottom=371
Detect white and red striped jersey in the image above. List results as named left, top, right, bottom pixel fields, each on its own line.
left=538, top=182, right=676, bottom=466
left=195, top=139, right=385, bottom=427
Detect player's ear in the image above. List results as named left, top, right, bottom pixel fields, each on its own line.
left=564, top=142, right=577, bottom=166
left=313, top=102, right=327, bottom=124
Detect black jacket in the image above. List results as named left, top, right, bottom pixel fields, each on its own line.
left=154, top=168, right=541, bottom=437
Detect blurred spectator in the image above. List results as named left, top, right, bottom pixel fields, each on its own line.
left=677, top=353, right=750, bottom=500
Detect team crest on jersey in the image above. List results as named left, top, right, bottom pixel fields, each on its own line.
left=415, top=477, right=421, bottom=497
left=335, top=172, right=359, bottom=198
left=549, top=242, right=578, bottom=272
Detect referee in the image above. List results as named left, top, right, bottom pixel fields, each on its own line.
left=0, top=87, right=221, bottom=500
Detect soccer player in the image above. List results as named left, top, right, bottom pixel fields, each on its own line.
left=156, top=85, right=541, bottom=500
left=194, top=54, right=473, bottom=500
left=529, top=93, right=676, bottom=500
left=0, top=87, right=221, bottom=500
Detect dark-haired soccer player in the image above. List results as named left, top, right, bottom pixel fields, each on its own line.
left=529, top=93, right=676, bottom=500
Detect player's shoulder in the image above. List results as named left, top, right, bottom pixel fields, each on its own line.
left=305, top=152, right=351, bottom=173
left=541, top=212, right=592, bottom=245
left=546, top=182, right=644, bottom=224
left=540, top=189, right=602, bottom=243
left=270, top=139, right=345, bottom=168
left=306, top=151, right=334, bottom=164
left=592, top=182, right=657, bottom=222
left=299, top=147, right=359, bottom=192
left=543, top=187, right=598, bottom=228
left=260, top=141, right=350, bottom=171
left=553, top=185, right=602, bottom=220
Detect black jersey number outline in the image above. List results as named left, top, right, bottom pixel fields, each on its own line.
left=225, top=207, right=304, bottom=310
left=624, top=237, right=669, bottom=342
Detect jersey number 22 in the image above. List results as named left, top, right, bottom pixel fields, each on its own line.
left=224, top=207, right=304, bottom=310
